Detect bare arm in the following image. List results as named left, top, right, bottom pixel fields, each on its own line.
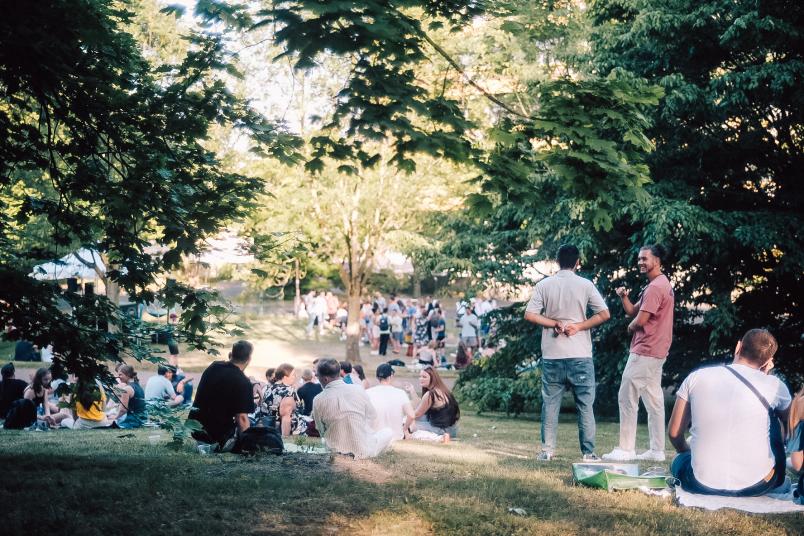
left=563, top=310, right=611, bottom=337
left=627, top=310, right=652, bottom=333
left=668, top=397, right=691, bottom=453
left=616, top=287, right=637, bottom=317
left=235, top=413, right=250, bottom=433
left=524, top=311, right=564, bottom=335
left=402, top=402, right=415, bottom=437
left=113, top=385, right=132, bottom=420
left=413, top=391, right=433, bottom=419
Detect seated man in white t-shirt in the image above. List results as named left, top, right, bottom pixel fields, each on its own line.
left=668, top=328, right=791, bottom=496
left=144, top=365, right=185, bottom=407
left=366, top=364, right=414, bottom=441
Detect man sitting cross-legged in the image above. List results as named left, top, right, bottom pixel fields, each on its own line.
left=668, top=329, right=791, bottom=496
left=189, top=341, right=255, bottom=452
left=366, top=363, right=414, bottom=441
left=144, top=365, right=184, bottom=407
left=312, top=358, right=393, bottom=459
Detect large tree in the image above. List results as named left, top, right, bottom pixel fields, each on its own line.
left=438, top=0, right=802, bottom=413
left=0, top=0, right=296, bottom=381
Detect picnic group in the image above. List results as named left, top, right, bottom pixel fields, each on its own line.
left=1, top=243, right=802, bottom=504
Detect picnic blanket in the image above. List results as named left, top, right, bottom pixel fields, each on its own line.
left=675, top=481, right=804, bottom=513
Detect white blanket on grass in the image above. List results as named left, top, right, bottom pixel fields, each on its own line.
left=675, top=483, right=804, bottom=514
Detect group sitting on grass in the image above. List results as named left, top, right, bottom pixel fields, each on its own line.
left=0, top=359, right=191, bottom=431
left=187, top=341, right=460, bottom=457
left=2, top=330, right=801, bottom=501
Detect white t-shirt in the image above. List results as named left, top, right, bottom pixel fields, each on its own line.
left=459, top=314, right=479, bottom=338
left=366, top=384, right=411, bottom=441
left=144, top=375, right=176, bottom=401
left=389, top=315, right=403, bottom=333
left=676, top=364, right=791, bottom=490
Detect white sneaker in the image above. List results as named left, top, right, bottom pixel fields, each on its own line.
left=601, top=447, right=637, bottom=461
left=636, top=449, right=666, bottom=462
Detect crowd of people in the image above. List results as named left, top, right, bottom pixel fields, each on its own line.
left=187, top=341, right=460, bottom=458
left=524, top=243, right=803, bottom=499
left=300, top=290, right=497, bottom=368
left=0, top=359, right=193, bottom=431
left=2, top=248, right=801, bottom=501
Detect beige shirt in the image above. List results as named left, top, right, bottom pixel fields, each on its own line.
left=526, top=270, right=608, bottom=359
left=312, top=379, right=393, bottom=459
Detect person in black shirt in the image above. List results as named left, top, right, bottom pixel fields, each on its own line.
left=189, top=341, right=255, bottom=450
left=0, top=362, right=28, bottom=418
left=297, top=368, right=322, bottom=416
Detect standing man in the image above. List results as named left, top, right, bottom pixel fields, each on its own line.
left=603, top=244, right=674, bottom=462
left=525, top=244, right=610, bottom=461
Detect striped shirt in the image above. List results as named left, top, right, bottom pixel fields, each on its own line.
left=312, top=379, right=393, bottom=459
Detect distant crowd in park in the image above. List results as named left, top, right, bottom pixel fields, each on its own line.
left=299, top=289, right=498, bottom=369
left=1, top=243, right=802, bottom=503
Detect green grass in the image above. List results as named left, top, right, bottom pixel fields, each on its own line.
left=1, top=416, right=800, bottom=535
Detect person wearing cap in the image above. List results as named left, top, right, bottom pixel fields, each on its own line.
left=366, top=364, right=415, bottom=441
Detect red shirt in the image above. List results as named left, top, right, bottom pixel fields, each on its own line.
left=630, top=274, right=674, bottom=359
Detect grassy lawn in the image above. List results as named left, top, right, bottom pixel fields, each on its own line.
left=1, top=415, right=799, bottom=535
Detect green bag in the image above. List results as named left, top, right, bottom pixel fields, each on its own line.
left=572, top=463, right=668, bottom=492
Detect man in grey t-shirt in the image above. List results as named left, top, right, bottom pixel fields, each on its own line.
left=524, top=245, right=610, bottom=461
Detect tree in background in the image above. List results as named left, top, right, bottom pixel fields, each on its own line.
left=0, top=0, right=296, bottom=381
left=441, top=0, right=801, bottom=413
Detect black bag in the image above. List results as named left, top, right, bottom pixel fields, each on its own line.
left=234, top=425, right=284, bottom=455
left=3, top=399, right=36, bottom=429
left=379, top=315, right=389, bottom=332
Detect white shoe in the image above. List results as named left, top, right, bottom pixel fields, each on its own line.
left=601, top=447, right=637, bottom=461
left=636, top=449, right=666, bottom=462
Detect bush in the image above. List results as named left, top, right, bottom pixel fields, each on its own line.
left=456, top=368, right=542, bottom=417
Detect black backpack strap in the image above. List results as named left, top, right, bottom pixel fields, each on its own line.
left=724, top=365, right=771, bottom=411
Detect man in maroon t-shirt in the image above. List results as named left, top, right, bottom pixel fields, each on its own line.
left=603, top=244, right=674, bottom=463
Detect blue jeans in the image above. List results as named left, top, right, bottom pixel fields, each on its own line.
left=540, top=358, right=596, bottom=455
left=671, top=415, right=786, bottom=496
left=415, top=416, right=458, bottom=439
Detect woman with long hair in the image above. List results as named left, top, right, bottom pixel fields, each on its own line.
left=23, top=367, right=70, bottom=427
left=454, top=340, right=473, bottom=370
left=72, top=377, right=110, bottom=429
left=405, top=366, right=460, bottom=438
left=112, top=365, right=146, bottom=429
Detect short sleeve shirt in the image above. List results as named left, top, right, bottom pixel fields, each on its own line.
left=630, top=274, right=674, bottom=358
left=677, top=364, right=791, bottom=490
left=526, top=270, right=608, bottom=359
left=190, top=361, right=255, bottom=443
left=144, top=375, right=176, bottom=401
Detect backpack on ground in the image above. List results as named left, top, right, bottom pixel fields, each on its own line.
left=3, top=399, right=36, bottom=430
left=234, top=425, right=284, bottom=455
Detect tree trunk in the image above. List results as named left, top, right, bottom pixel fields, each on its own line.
left=294, top=258, right=301, bottom=316
left=345, top=284, right=362, bottom=363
